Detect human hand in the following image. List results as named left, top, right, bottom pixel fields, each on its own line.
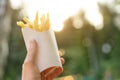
left=22, top=39, right=65, bottom=80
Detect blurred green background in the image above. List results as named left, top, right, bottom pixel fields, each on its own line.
left=0, top=0, right=120, bottom=80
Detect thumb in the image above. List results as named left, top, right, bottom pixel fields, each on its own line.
left=24, top=39, right=38, bottom=64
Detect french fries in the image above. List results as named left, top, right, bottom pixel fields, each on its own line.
left=17, top=12, right=50, bottom=32
left=17, top=21, right=25, bottom=28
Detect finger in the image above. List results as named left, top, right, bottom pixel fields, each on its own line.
left=41, top=57, right=65, bottom=76
left=59, top=51, right=64, bottom=57
left=41, top=66, right=63, bottom=80
left=60, top=58, right=65, bottom=64
left=41, top=67, right=55, bottom=80
left=44, top=58, right=64, bottom=77
left=41, top=67, right=55, bottom=78
left=47, top=67, right=63, bottom=80
left=41, top=73, right=46, bottom=80
left=24, top=39, right=38, bottom=63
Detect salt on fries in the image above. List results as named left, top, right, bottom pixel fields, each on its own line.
left=17, top=12, right=50, bottom=32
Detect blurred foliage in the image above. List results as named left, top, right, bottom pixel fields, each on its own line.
left=3, top=1, right=120, bottom=80
left=4, top=10, right=26, bottom=80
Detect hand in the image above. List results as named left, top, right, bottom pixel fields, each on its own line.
left=22, top=39, right=65, bottom=80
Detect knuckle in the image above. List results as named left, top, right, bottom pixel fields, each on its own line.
left=22, top=61, right=33, bottom=69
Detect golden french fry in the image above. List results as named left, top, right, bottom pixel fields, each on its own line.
left=17, top=11, right=51, bottom=32
left=23, top=17, right=31, bottom=24
left=28, top=23, right=34, bottom=29
left=45, top=13, right=50, bottom=31
left=40, top=14, right=44, bottom=31
left=23, top=17, right=33, bottom=28
left=38, top=24, right=42, bottom=32
left=35, top=11, right=38, bottom=24
left=24, top=24, right=29, bottom=27
left=17, top=21, right=25, bottom=28
left=34, top=11, right=39, bottom=30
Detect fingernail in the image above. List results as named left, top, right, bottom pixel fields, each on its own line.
left=28, top=39, right=36, bottom=50
left=29, top=39, right=35, bottom=46
left=59, top=49, right=65, bottom=57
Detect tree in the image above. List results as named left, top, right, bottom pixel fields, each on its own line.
left=0, top=0, right=12, bottom=80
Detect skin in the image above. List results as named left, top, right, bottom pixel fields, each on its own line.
left=22, top=39, right=65, bottom=80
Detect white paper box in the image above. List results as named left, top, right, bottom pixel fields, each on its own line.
left=22, top=28, right=62, bottom=72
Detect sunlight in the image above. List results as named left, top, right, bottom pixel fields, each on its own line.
left=22, top=0, right=82, bottom=32
left=10, top=0, right=104, bottom=31
left=72, top=15, right=84, bottom=29
left=83, top=1, right=104, bottom=30
left=10, top=0, right=22, bottom=9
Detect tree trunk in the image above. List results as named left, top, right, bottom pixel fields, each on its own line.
left=85, top=31, right=100, bottom=77
left=0, top=0, right=12, bottom=80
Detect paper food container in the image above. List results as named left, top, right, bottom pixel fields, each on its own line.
left=17, top=12, right=62, bottom=75
left=22, top=27, right=62, bottom=73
